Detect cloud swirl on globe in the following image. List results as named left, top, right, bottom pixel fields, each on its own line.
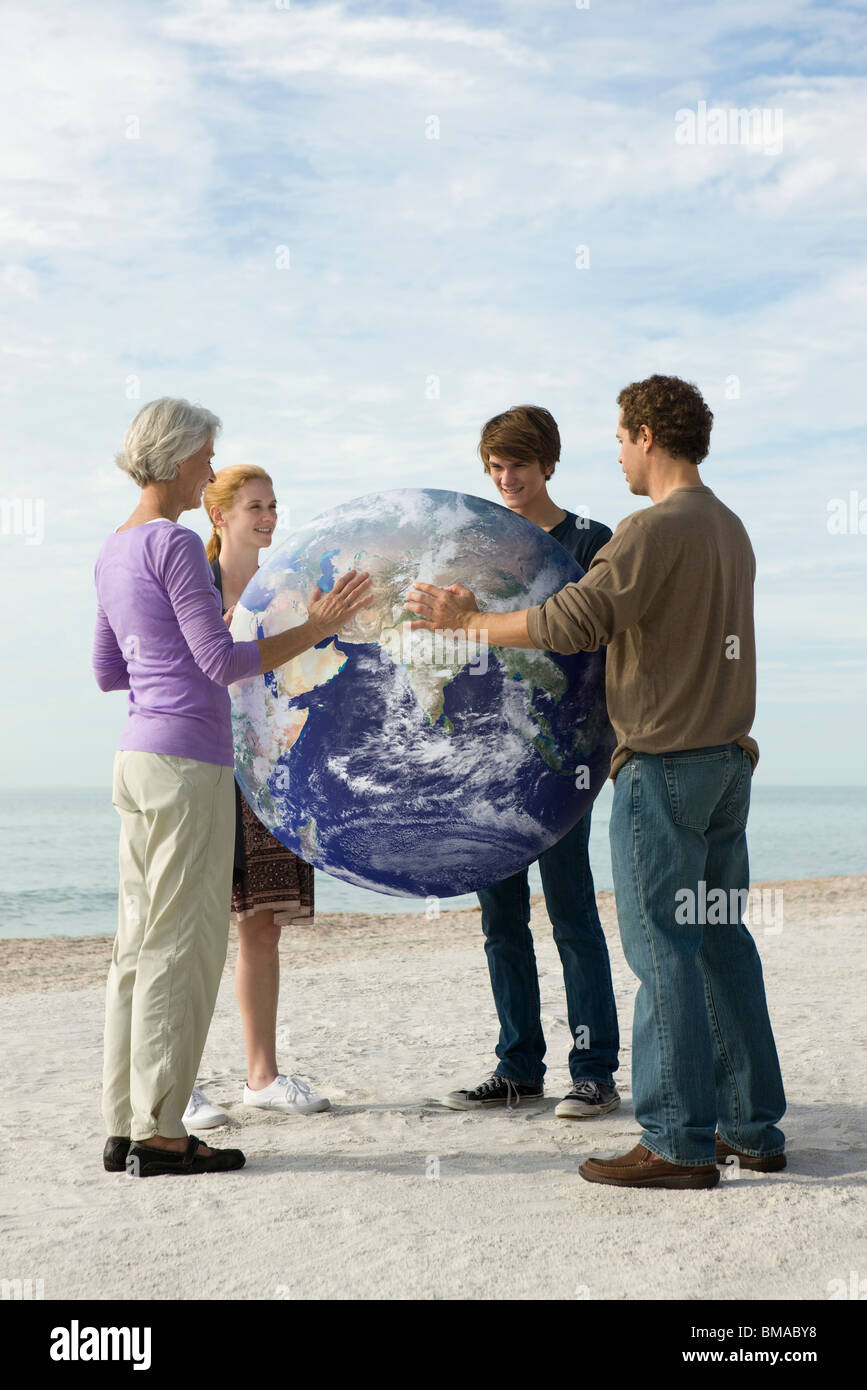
left=228, top=489, right=615, bottom=899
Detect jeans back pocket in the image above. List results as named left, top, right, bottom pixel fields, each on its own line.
left=663, top=751, right=728, bottom=831
left=721, top=748, right=751, bottom=828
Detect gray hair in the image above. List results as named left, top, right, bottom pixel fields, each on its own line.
left=115, top=398, right=222, bottom=486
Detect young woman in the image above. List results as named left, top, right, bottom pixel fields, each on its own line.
left=183, top=465, right=330, bottom=1128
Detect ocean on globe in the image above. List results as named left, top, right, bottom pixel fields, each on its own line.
left=228, top=489, right=615, bottom=899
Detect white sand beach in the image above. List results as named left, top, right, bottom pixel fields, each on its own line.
left=1, top=876, right=864, bottom=1302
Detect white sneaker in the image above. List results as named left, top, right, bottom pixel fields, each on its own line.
left=243, top=1074, right=330, bottom=1114
left=183, top=1087, right=229, bottom=1129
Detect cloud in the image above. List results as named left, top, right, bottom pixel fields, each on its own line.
left=0, top=0, right=865, bottom=783
left=159, top=1, right=548, bottom=81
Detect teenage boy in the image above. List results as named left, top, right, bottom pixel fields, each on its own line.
left=440, top=405, right=621, bottom=1119
left=412, top=377, right=786, bottom=1190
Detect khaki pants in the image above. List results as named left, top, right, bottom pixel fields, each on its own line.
left=103, top=751, right=235, bottom=1140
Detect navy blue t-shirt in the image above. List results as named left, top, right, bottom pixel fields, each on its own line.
left=547, top=510, right=612, bottom=574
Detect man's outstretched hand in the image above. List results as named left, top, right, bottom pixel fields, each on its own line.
left=406, top=579, right=536, bottom=649
left=404, top=581, right=481, bottom=633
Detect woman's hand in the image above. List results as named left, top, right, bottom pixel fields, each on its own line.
left=307, top=569, right=374, bottom=638
left=404, top=581, right=481, bottom=634
left=223, top=604, right=236, bottom=628
left=255, top=570, right=374, bottom=674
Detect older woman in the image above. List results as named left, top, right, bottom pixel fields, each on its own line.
left=93, top=398, right=370, bottom=1176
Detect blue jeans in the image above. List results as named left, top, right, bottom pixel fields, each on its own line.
left=610, top=745, right=786, bottom=1165
left=476, top=812, right=620, bottom=1087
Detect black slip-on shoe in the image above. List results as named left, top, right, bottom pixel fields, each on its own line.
left=103, top=1136, right=131, bottom=1172
left=126, top=1134, right=246, bottom=1177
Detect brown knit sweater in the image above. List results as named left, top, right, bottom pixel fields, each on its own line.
left=525, top=485, right=760, bottom=780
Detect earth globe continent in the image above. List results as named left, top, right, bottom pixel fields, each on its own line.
left=228, top=488, right=615, bottom=899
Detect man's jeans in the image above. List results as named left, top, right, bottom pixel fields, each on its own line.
left=477, top=812, right=619, bottom=1087
left=610, top=744, right=786, bottom=1166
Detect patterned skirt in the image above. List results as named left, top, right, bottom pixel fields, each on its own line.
left=231, top=789, right=314, bottom=927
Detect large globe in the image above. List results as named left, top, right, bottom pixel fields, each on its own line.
left=229, top=488, right=614, bottom=898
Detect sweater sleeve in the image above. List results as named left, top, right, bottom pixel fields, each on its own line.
left=92, top=600, right=131, bottom=691
left=526, top=514, right=673, bottom=654
left=158, top=528, right=262, bottom=686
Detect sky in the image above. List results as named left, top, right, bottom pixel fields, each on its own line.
left=1, top=0, right=865, bottom=787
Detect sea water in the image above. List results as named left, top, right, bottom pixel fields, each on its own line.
left=0, top=784, right=864, bottom=940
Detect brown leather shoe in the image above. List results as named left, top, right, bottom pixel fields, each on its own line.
left=716, top=1135, right=786, bottom=1171
left=579, top=1142, right=720, bottom=1189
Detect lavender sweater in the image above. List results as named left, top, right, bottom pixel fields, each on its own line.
left=92, top=519, right=262, bottom=767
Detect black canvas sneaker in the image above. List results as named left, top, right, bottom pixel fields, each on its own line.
left=554, top=1080, right=621, bottom=1119
left=441, top=1073, right=544, bottom=1111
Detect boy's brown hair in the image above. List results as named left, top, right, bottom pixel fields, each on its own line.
left=617, top=375, right=713, bottom=466
left=478, top=405, right=561, bottom=478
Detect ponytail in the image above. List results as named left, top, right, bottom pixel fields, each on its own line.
left=205, top=526, right=221, bottom=563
